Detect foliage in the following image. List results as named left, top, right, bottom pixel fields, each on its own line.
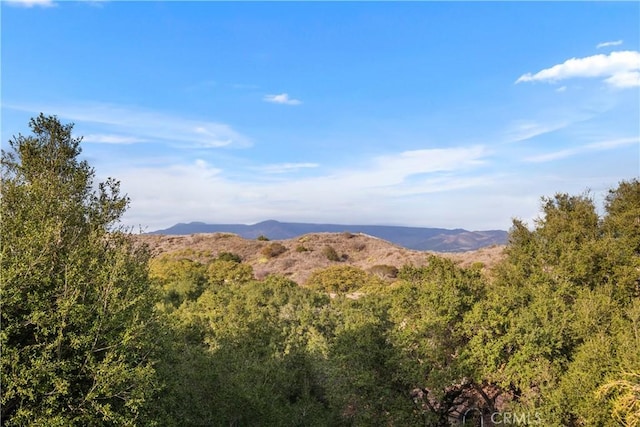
left=146, top=180, right=639, bottom=425
left=388, top=257, right=487, bottom=424
left=216, top=251, right=242, bottom=263
left=0, top=115, right=159, bottom=425
left=206, top=259, right=254, bottom=286
left=306, top=265, right=378, bottom=293
left=322, top=245, right=340, bottom=262
left=369, top=264, right=399, bottom=279
left=597, top=371, right=640, bottom=426
left=153, top=275, right=334, bottom=425
left=149, top=256, right=206, bottom=309
left=323, top=296, right=414, bottom=425
left=256, top=234, right=270, bottom=241
left=461, top=182, right=640, bottom=424
left=260, top=242, right=287, bottom=258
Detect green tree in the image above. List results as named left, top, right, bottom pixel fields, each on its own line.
left=463, top=184, right=640, bottom=425
left=601, top=179, right=640, bottom=301
left=1, top=114, right=159, bottom=425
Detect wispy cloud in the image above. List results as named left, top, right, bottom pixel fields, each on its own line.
left=367, top=146, right=486, bottom=185
left=525, top=136, right=639, bottom=163
left=597, top=40, right=623, bottom=49
left=83, top=0, right=109, bottom=7
left=82, top=134, right=147, bottom=144
left=503, top=120, right=569, bottom=143
left=232, top=83, right=260, bottom=90
left=516, top=50, right=640, bottom=88
left=5, top=0, right=56, bottom=7
left=263, top=93, right=302, bottom=105
left=113, top=145, right=490, bottom=230
left=257, top=162, right=319, bottom=174
left=8, top=102, right=251, bottom=149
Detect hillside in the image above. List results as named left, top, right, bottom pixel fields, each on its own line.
left=150, top=219, right=508, bottom=252
left=137, top=232, right=506, bottom=284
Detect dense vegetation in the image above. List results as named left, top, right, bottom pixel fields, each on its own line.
left=2, top=115, right=639, bottom=426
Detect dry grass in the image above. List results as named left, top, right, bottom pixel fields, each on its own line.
left=135, top=232, right=506, bottom=284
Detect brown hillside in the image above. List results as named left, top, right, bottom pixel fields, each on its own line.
left=136, top=232, right=506, bottom=284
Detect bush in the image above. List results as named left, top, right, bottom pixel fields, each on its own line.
left=217, top=251, right=242, bottom=263
left=261, top=242, right=287, bottom=258
left=295, top=245, right=310, bottom=252
left=322, top=245, right=340, bottom=262
left=351, top=242, right=366, bottom=252
left=257, top=235, right=270, bottom=241
left=207, top=260, right=254, bottom=286
left=369, top=264, right=399, bottom=279
left=306, top=265, right=372, bottom=293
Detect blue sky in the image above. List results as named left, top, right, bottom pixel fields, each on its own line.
left=2, top=1, right=639, bottom=231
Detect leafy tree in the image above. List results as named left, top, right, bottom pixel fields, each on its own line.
left=463, top=184, right=640, bottom=424
left=0, top=115, right=159, bottom=425
left=603, top=178, right=640, bottom=255
left=601, top=179, right=640, bottom=301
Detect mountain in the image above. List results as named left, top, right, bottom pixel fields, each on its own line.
left=149, top=220, right=508, bottom=252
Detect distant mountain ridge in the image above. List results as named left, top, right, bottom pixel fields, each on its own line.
left=150, top=220, right=508, bottom=252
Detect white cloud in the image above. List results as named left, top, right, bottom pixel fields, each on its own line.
left=597, top=40, right=623, bottom=49
left=8, top=102, right=251, bottom=149
left=525, top=136, right=639, bottom=163
left=5, top=0, right=55, bottom=7
left=604, top=70, right=640, bottom=88
left=263, top=93, right=302, bottom=105
left=82, top=134, right=146, bottom=144
left=516, top=50, right=640, bottom=88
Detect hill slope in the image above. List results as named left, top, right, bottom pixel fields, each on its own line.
left=137, top=232, right=505, bottom=285
left=150, top=220, right=507, bottom=252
